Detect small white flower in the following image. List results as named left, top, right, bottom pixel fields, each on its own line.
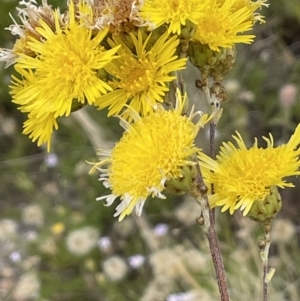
left=66, top=226, right=99, bottom=256
left=98, top=236, right=112, bottom=253
left=180, top=248, right=209, bottom=273
left=272, top=219, right=296, bottom=244
left=1, top=117, right=17, bottom=136
left=0, top=219, right=18, bottom=240
left=175, top=198, right=199, bottom=226
left=167, top=290, right=214, bottom=301
left=141, top=276, right=174, bottom=301
left=150, top=249, right=180, bottom=279
left=238, top=90, right=255, bottom=103
left=9, top=251, right=21, bottom=262
left=39, top=237, right=57, bottom=255
left=13, top=272, right=40, bottom=301
left=128, top=254, right=145, bottom=269
left=224, top=79, right=240, bottom=94
left=167, top=292, right=194, bottom=301
left=153, top=223, right=169, bottom=236
left=24, top=230, right=38, bottom=242
left=22, top=204, right=44, bottom=228
left=102, top=256, right=128, bottom=282
left=44, top=153, right=59, bottom=168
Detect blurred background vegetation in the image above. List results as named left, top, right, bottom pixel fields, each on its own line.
left=0, top=1, right=300, bottom=301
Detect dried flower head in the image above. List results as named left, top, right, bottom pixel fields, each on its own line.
left=77, top=0, right=145, bottom=33
left=0, top=0, right=65, bottom=67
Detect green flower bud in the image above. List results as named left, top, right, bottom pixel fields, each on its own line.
left=246, top=186, right=282, bottom=223
left=188, top=42, right=236, bottom=81
left=164, top=164, right=197, bottom=195
left=180, top=20, right=196, bottom=56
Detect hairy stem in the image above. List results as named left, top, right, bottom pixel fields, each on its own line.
left=209, top=121, right=216, bottom=225
left=193, top=78, right=229, bottom=300
left=192, top=165, right=230, bottom=301
left=260, top=223, right=273, bottom=301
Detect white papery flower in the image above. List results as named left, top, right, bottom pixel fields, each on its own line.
left=0, top=219, right=18, bottom=240
left=13, top=272, right=40, bottom=301
left=102, top=256, right=128, bottom=282
left=66, top=226, right=99, bottom=256
left=22, top=204, right=44, bottom=228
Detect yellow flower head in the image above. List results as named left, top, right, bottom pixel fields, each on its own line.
left=0, top=0, right=63, bottom=67
left=192, top=0, right=268, bottom=51
left=51, top=222, right=65, bottom=235
left=139, top=0, right=205, bottom=34
left=218, top=0, right=269, bottom=23
left=9, top=0, right=119, bottom=151
left=198, top=124, right=300, bottom=216
left=94, top=29, right=187, bottom=119
left=90, top=90, right=210, bottom=221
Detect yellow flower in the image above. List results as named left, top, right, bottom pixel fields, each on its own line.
left=9, top=1, right=119, bottom=151
left=218, top=0, right=269, bottom=23
left=0, top=0, right=63, bottom=67
left=139, top=0, right=205, bottom=34
left=94, top=29, right=187, bottom=119
left=90, top=90, right=210, bottom=221
left=198, top=124, right=300, bottom=216
left=51, top=222, right=65, bottom=235
left=192, top=0, right=268, bottom=51
left=22, top=112, right=58, bottom=148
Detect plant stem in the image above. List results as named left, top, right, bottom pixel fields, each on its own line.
left=72, top=108, right=112, bottom=151
left=207, top=212, right=230, bottom=301
left=209, top=121, right=216, bottom=225
left=263, top=261, right=268, bottom=301
left=193, top=77, right=229, bottom=301
left=192, top=165, right=230, bottom=301
left=194, top=78, right=229, bottom=300
left=260, top=223, right=273, bottom=301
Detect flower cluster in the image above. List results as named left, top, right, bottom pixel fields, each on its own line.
left=1, top=0, right=267, bottom=150
left=140, top=0, right=268, bottom=50
left=2, top=0, right=287, bottom=222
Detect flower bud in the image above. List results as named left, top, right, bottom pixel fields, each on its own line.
left=246, top=186, right=282, bottom=223
left=164, top=164, right=197, bottom=195
left=188, top=42, right=236, bottom=81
